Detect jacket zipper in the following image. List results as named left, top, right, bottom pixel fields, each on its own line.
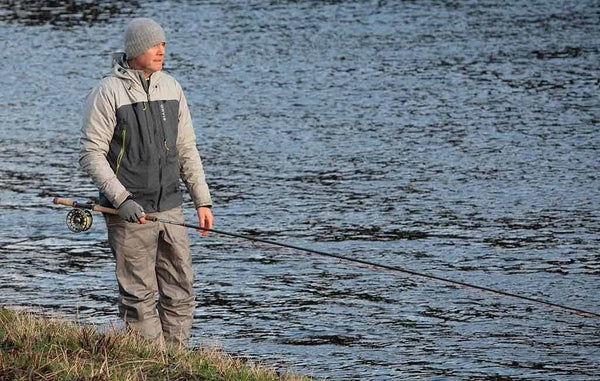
left=143, top=77, right=153, bottom=144
left=146, top=77, right=165, bottom=209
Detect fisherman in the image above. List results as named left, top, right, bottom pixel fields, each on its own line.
left=79, top=18, right=213, bottom=346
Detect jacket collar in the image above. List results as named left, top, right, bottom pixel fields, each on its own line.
left=110, top=52, right=162, bottom=92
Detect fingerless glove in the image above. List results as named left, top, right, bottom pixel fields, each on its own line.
left=118, top=199, right=145, bottom=223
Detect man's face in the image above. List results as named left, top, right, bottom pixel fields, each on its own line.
left=129, top=42, right=165, bottom=78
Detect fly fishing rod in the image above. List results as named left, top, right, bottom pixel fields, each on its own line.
left=53, top=197, right=600, bottom=320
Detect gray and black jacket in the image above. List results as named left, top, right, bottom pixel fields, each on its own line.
left=80, top=53, right=212, bottom=212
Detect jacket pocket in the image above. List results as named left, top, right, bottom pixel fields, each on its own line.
left=115, top=127, right=126, bottom=176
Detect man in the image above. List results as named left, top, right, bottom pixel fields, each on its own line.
left=79, top=18, right=213, bottom=345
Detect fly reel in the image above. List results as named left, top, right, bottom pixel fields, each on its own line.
left=66, top=208, right=93, bottom=232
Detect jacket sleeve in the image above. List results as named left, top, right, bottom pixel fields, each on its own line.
left=176, top=82, right=213, bottom=209
left=79, top=82, right=130, bottom=208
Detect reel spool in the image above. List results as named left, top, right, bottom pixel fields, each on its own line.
left=66, top=208, right=93, bottom=232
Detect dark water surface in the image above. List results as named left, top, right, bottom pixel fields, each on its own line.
left=1, top=0, right=599, bottom=379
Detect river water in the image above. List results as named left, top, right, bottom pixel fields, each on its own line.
left=1, top=0, right=599, bottom=379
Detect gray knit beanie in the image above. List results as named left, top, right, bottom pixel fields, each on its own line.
left=124, top=18, right=166, bottom=59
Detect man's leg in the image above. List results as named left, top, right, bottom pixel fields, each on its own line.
left=155, top=206, right=195, bottom=345
left=106, top=214, right=163, bottom=341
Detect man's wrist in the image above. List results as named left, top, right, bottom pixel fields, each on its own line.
left=119, top=195, right=134, bottom=208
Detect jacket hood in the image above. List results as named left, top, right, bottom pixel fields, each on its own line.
left=111, top=52, right=130, bottom=79
left=111, top=52, right=127, bottom=67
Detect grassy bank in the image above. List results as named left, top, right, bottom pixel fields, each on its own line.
left=0, top=307, right=307, bottom=380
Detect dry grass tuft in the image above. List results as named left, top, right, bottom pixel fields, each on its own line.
left=0, top=307, right=308, bottom=380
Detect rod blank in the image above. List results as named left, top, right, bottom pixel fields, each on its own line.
left=52, top=197, right=600, bottom=320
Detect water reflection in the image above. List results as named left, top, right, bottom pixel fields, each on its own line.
left=0, top=0, right=140, bottom=26
left=1, top=0, right=599, bottom=379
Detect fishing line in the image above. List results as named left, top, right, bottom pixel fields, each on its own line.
left=52, top=197, right=600, bottom=320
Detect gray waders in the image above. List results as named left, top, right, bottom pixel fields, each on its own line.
left=105, top=205, right=195, bottom=345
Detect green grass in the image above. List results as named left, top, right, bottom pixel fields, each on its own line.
left=0, top=307, right=308, bottom=380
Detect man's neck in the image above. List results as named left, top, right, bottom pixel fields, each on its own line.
left=126, top=60, right=152, bottom=78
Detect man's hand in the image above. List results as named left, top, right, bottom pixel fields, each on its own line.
left=196, top=206, right=213, bottom=236
left=118, top=199, right=146, bottom=223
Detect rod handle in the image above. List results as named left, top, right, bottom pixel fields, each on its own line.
left=53, top=197, right=157, bottom=220
left=53, top=197, right=118, bottom=215
left=53, top=197, right=77, bottom=207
